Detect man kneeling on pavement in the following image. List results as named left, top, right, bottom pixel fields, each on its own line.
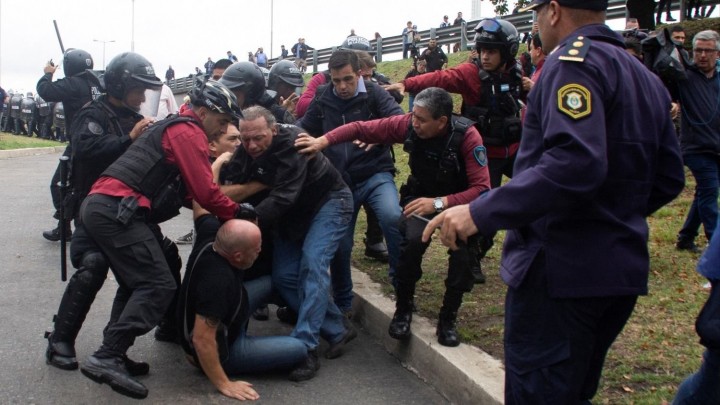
left=296, top=87, right=491, bottom=346
left=178, top=209, right=308, bottom=401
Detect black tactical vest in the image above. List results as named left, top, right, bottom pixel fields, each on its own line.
left=461, top=61, right=522, bottom=146
left=101, top=115, right=196, bottom=223
left=401, top=116, right=472, bottom=202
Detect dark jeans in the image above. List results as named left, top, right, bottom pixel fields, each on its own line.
left=81, top=194, right=176, bottom=354
left=395, top=212, right=474, bottom=294
left=673, top=349, right=720, bottom=404
left=678, top=153, right=719, bottom=242
left=504, top=254, right=637, bottom=404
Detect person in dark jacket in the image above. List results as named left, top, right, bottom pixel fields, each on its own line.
left=296, top=49, right=404, bottom=318
left=37, top=49, right=102, bottom=242
left=424, top=0, right=685, bottom=402
left=674, top=30, right=720, bottom=253
left=220, top=106, right=356, bottom=382
left=44, top=52, right=159, bottom=374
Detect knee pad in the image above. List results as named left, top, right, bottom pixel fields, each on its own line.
left=75, top=251, right=109, bottom=290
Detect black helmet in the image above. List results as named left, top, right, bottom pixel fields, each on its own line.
left=340, top=35, right=376, bottom=55
left=268, top=60, right=304, bottom=90
left=218, top=61, right=266, bottom=105
left=189, top=77, right=242, bottom=119
left=104, top=52, right=163, bottom=99
left=474, top=18, right=520, bottom=61
left=63, top=48, right=94, bottom=77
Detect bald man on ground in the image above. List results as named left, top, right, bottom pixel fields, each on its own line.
left=177, top=212, right=306, bottom=401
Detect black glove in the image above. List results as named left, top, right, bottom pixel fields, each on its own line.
left=235, top=203, right=257, bottom=221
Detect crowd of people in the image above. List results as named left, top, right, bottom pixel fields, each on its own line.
left=8, top=0, right=715, bottom=403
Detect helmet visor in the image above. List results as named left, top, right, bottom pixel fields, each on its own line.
left=138, top=88, right=162, bottom=118
left=476, top=19, right=502, bottom=34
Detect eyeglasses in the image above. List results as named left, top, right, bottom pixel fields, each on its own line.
left=694, top=48, right=718, bottom=55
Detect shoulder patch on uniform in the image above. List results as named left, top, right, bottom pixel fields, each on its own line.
left=88, top=121, right=103, bottom=135
left=473, top=146, right=487, bottom=167
left=558, top=36, right=592, bottom=63
left=557, top=84, right=591, bottom=120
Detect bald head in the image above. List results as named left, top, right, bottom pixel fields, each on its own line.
left=214, top=219, right=262, bottom=270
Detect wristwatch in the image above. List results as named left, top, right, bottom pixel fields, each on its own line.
left=433, top=197, right=444, bottom=213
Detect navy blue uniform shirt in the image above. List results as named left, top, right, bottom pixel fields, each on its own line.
left=469, top=24, right=685, bottom=298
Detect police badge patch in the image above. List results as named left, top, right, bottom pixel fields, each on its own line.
left=473, top=146, right=487, bottom=167
left=557, top=84, right=591, bottom=120
left=88, top=121, right=103, bottom=135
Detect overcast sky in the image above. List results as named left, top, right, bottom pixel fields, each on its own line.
left=0, top=0, right=650, bottom=94
left=0, top=0, right=490, bottom=93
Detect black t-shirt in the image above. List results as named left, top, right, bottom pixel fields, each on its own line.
left=177, top=214, right=248, bottom=357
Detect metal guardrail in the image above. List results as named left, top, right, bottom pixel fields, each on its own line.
left=169, top=0, right=715, bottom=94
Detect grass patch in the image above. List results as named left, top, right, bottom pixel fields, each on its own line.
left=346, top=54, right=713, bottom=403
left=0, top=132, right=63, bottom=150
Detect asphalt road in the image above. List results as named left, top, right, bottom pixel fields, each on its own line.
left=0, top=151, right=449, bottom=404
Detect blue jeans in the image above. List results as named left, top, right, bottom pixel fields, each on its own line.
left=331, top=172, right=402, bottom=312
left=679, top=153, right=720, bottom=242
left=272, top=188, right=353, bottom=350
left=673, top=349, right=720, bottom=404
left=223, top=276, right=307, bottom=375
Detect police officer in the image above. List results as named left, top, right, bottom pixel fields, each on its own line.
left=267, top=60, right=304, bottom=115
left=386, top=18, right=526, bottom=281
left=9, top=92, right=24, bottom=135
left=20, top=92, right=37, bottom=137
left=295, top=87, right=491, bottom=347
left=77, top=79, right=251, bottom=399
left=44, top=52, right=159, bottom=373
left=53, top=102, right=66, bottom=142
left=35, top=95, right=53, bottom=139
left=219, top=61, right=295, bottom=124
left=423, top=1, right=685, bottom=402
left=38, top=49, right=102, bottom=242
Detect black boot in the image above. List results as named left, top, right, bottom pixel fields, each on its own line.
left=45, top=258, right=108, bottom=370
left=42, top=220, right=72, bottom=242
left=388, top=284, right=415, bottom=340
left=81, top=353, right=148, bottom=399
left=288, top=350, right=320, bottom=382
left=436, top=289, right=463, bottom=347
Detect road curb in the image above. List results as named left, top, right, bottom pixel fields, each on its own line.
left=0, top=146, right=65, bottom=160
left=351, top=268, right=504, bottom=404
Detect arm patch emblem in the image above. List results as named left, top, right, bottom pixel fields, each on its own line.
left=557, top=84, right=591, bottom=120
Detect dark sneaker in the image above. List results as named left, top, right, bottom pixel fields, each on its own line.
left=676, top=239, right=701, bottom=253
left=252, top=305, right=269, bottom=321
left=364, top=241, right=389, bottom=262
left=325, top=326, right=358, bottom=359
left=276, top=306, right=298, bottom=325
left=174, top=230, right=194, bottom=245
left=123, top=355, right=150, bottom=377
left=289, top=350, right=320, bottom=382
left=80, top=354, right=148, bottom=399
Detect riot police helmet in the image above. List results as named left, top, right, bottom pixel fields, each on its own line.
left=474, top=18, right=520, bottom=61
left=218, top=61, right=266, bottom=106
left=104, top=52, right=163, bottom=101
left=63, top=49, right=94, bottom=77
left=268, top=60, right=304, bottom=91
left=189, top=77, right=242, bottom=119
left=340, top=35, right=376, bottom=55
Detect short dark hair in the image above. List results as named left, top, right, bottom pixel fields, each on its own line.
left=671, top=25, right=685, bottom=34
left=213, top=59, right=233, bottom=70
left=328, top=49, right=360, bottom=72
left=531, top=34, right=543, bottom=51
left=413, top=87, right=453, bottom=119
